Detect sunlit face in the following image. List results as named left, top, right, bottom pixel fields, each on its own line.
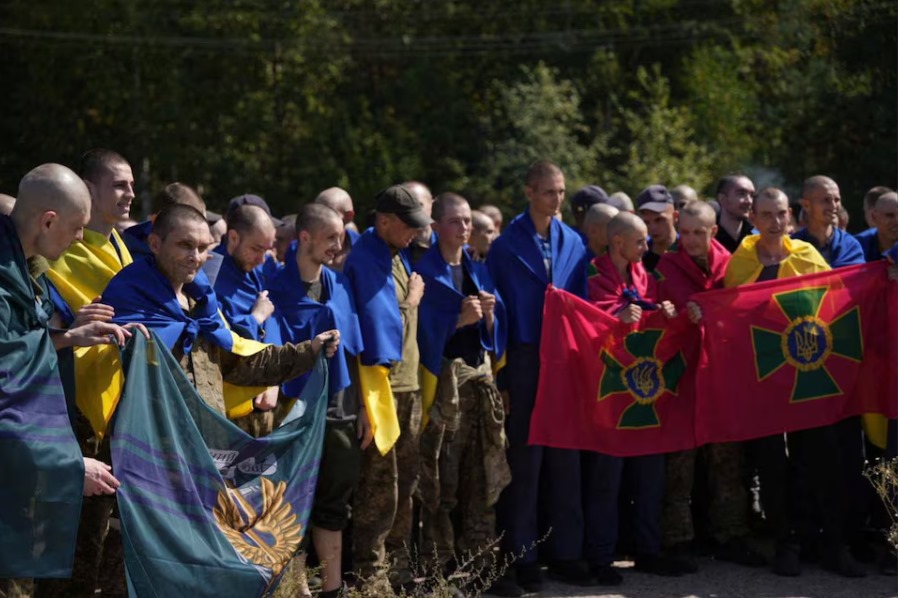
left=470, top=220, right=498, bottom=257
left=228, top=226, right=275, bottom=272
left=433, top=202, right=472, bottom=254
left=39, top=206, right=90, bottom=260
left=639, top=206, right=677, bottom=246
left=614, top=226, right=649, bottom=264
left=86, top=162, right=135, bottom=227
left=379, top=213, right=421, bottom=250
left=300, top=216, right=344, bottom=267
left=149, top=219, right=213, bottom=288
left=802, top=183, right=841, bottom=229
left=719, top=177, right=755, bottom=220
left=873, top=197, right=898, bottom=246
left=751, top=194, right=791, bottom=243
left=677, top=213, right=717, bottom=259
left=526, top=174, right=565, bottom=219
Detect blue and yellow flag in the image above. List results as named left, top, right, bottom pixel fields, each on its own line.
left=0, top=215, right=84, bottom=578
left=111, top=332, right=327, bottom=597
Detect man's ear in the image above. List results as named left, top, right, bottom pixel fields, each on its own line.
left=710, top=224, right=719, bottom=237
left=524, top=185, right=534, bottom=203
left=83, top=179, right=98, bottom=203
left=226, top=229, right=240, bottom=247
left=39, top=210, right=58, bottom=232
left=148, top=232, right=161, bottom=254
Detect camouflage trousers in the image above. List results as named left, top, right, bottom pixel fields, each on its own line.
left=352, top=390, right=422, bottom=585
left=35, top=416, right=126, bottom=598
left=419, top=362, right=509, bottom=572
left=662, top=442, right=750, bottom=546
left=0, top=579, right=33, bottom=598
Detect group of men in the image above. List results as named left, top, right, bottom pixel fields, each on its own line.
left=1, top=150, right=896, bottom=598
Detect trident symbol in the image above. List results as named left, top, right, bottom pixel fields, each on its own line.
left=633, top=362, right=656, bottom=397
left=794, top=322, right=820, bottom=363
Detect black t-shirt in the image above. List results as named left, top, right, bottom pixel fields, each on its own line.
left=443, top=263, right=485, bottom=368
left=756, top=264, right=779, bottom=282
left=715, top=219, right=752, bottom=254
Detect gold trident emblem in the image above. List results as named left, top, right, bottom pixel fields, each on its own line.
left=623, top=357, right=665, bottom=405
left=633, top=362, right=656, bottom=397
left=794, top=322, right=820, bottom=363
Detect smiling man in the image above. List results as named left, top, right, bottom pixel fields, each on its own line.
left=714, top=174, right=756, bottom=253
left=791, top=176, right=864, bottom=268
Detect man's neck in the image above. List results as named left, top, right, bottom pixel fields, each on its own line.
left=756, top=236, right=787, bottom=265
left=439, top=243, right=464, bottom=266
left=690, top=253, right=710, bottom=274
left=610, top=252, right=632, bottom=282
left=652, top=235, right=674, bottom=255
left=87, top=218, right=114, bottom=240
left=296, top=250, right=323, bottom=283
left=878, top=232, right=897, bottom=253
left=719, top=211, right=744, bottom=239
left=807, top=221, right=834, bottom=247
left=528, top=206, right=553, bottom=237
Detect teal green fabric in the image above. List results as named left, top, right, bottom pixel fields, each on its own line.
left=111, top=331, right=328, bottom=597
left=0, top=214, right=84, bottom=578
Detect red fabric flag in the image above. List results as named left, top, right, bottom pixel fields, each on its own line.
left=529, top=286, right=700, bottom=456
left=693, top=262, right=898, bottom=444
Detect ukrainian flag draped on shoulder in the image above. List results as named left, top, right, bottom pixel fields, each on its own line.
left=343, top=229, right=404, bottom=454
left=0, top=215, right=84, bottom=577
left=414, top=245, right=506, bottom=420
left=87, top=258, right=268, bottom=435
left=112, top=331, right=327, bottom=597
left=209, top=244, right=282, bottom=344
left=269, top=242, right=363, bottom=399
left=724, top=235, right=830, bottom=287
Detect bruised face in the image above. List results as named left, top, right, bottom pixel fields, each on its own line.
left=227, top=225, right=275, bottom=272
left=433, top=202, right=472, bottom=255
left=300, top=215, right=344, bottom=267
left=677, top=213, right=717, bottom=259
left=86, top=161, right=135, bottom=227
left=150, top=219, right=213, bottom=288
left=614, top=225, right=649, bottom=264
left=526, top=174, right=565, bottom=220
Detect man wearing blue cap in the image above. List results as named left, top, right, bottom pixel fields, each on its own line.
left=636, top=185, right=678, bottom=272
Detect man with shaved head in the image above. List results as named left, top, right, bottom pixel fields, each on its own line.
left=121, top=182, right=206, bottom=259
left=1, top=165, right=139, bottom=596
left=715, top=175, right=756, bottom=253
left=403, top=180, right=436, bottom=264
left=487, top=160, right=592, bottom=592
left=857, top=191, right=898, bottom=262
left=654, top=201, right=763, bottom=572
left=468, top=209, right=498, bottom=261
left=314, top=187, right=359, bottom=272
left=719, top=188, right=865, bottom=577
left=583, top=203, right=618, bottom=260
left=585, top=211, right=679, bottom=585
left=479, top=204, right=503, bottom=232
left=269, top=202, right=365, bottom=598
left=792, top=176, right=864, bottom=268
left=671, top=184, right=699, bottom=209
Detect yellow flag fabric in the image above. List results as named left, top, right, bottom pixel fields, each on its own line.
left=222, top=332, right=270, bottom=419
left=358, top=361, right=400, bottom=455
left=48, top=228, right=133, bottom=313
left=420, top=366, right=439, bottom=429
left=724, top=235, right=831, bottom=288
left=863, top=414, right=888, bottom=449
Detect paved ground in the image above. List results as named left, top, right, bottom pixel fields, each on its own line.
left=533, top=558, right=897, bottom=598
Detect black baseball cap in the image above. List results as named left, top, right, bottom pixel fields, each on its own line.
left=636, top=185, right=674, bottom=213
left=570, top=185, right=610, bottom=214
left=375, top=185, right=433, bottom=228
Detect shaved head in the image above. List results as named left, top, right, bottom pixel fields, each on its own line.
left=226, top=204, right=275, bottom=237
left=801, top=175, right=838, bottom=198
left=0, top=194, right=15, bottom=216
left=677, top=200, right=717, bottom=227
left=471, top=210, right=492, bottom=231
left=607, top=212, right=647, bottom=242
left=432, top=192, right=469, bottom=223
left=153, top=182, right=205, bottom=215
left=584, top=203, right=619, bottom=228
left=297, top=203, right=343, bottom=234
left=315, top=187, right=353, bottom=214
left=874, top=191, right=898, bottom=210
left=479, top=204, right=503, bottom=229
left=403, top=181, right=433, bottom=213
left=12, top=163, right=92, bottom=260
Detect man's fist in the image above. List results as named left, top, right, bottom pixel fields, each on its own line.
left=458, top=296, right=483, bottom=328
left=252, top=290, right=275, bottom=325
left=407, top=273, right=425, bottom=307
left=618, top=303, right=643, bottom=324
left=83, top=458, right=119, bottom=496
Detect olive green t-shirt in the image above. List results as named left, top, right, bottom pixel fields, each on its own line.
left=388, top=253, right=420, bottom=391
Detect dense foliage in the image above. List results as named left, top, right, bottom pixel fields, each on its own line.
left=1, top=0, right=894, bottom=226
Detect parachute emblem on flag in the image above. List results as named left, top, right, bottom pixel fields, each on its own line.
left=213, top=477, right=303, bottom=577
left=598, top=328, right=687, bottom=429
left=750, top=285, right=863, bottom=402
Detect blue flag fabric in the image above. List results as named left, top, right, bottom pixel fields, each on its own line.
left=0, top=215, right=84, bottom=578
left=792, top=227, right=865, bottom=268
left=343, top=228, right=410, bottom=366
left=269, top=242, right=364, bottom=398
left=103, top=257, right=238, bottom=354
left=121, top=219, right=154, bottom=260
left=209, top=245, right=282, bottom=344
left=414, top=245, right=506, bottom=380
left=486, top=212, right=587, bottom=345
left=111, top=331, right=328, bottom=597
